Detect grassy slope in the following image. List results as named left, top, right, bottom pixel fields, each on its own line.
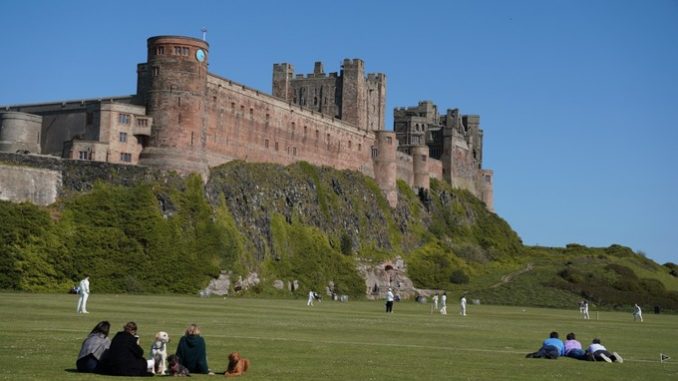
left=0, top=293, right=676, bottom=381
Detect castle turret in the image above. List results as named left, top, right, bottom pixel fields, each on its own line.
left=137, top=36, right=209, bottom=176
left=411, top=145, right=429, bottom=191
left=341, top=59, right=367, bottom=131
left=272, top=63, right=294, bottom=101
left=373, top=131, right=398, bottom=207
left=0, top=112, right=42, bottom=154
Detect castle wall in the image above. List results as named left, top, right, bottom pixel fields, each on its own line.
left=428, top=157, right=443, bottom=181
left=203, top=74, right=376, bottom=176
left=0, top=163, right=61, bottom=205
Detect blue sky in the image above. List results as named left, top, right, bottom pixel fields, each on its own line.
left=1, top=0, right=677, bottom=265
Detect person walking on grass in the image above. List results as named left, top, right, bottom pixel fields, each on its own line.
left=432, top=293, right=439, bottom=313
left=385, top=288, right=394, bottom=313
left=633, top=304, right=643, bottom=322
left=76, top=276, right=90, bottom=314
left=460, top=295, right=467, bottom=316
left=440, top=292, right=447, bottom=315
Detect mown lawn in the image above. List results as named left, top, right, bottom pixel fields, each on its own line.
left=0, top=293, right=676, bottom=380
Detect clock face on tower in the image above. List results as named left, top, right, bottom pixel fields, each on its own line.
left=196, top=49, right=206, bottom=63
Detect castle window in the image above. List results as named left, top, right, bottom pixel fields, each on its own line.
left=371, top=147, right=378, bottom=158
left=136, top=119, right=148, bottom=127
left=86, top=112, right=93, bottom=125
left=78, top=151, right=90, bottom=160
left=152, top=67, right=159, bottom=76
left=358, top=143, right=362, bottom=151
left=386, top=136, right=392, bottom=144
left=293, top=147, right=297, bottom=156
left=348, top=140, right=352, bottom=149
left=265, top=139, right=269, bottom=148
left=155, top=46, right=165, bottom=55
left=119, top=132, right=128, bottom=143
left=316, top=130, right=319, bottom=140
left=275, top=142, right=279, bottom=151
left=182, top=47, right=189, bottom=56
left=120, top=152, right=132, bottom=162
left=250, top=108, right=254, bottom=117
left=421, top=155, right=427, bottom=161
left=304, top=126, right=307, bottom=135
left=118, top=113, right=130, bottom=125
left=174, top=46, right=182, bottom=55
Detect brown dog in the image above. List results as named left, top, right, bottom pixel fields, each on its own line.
left=225, top=352, right=250, bottom=377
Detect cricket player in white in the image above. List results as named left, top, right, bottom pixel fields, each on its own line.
left=76, top=276, right=90, bottom=313
left=460, top=295, right=467, bottom=316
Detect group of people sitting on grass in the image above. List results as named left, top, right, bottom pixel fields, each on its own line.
left=526, top=331, right=623, bottom=363
left=76, top=320, right=212, bottom=376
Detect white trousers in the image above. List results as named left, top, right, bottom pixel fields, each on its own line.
left=77, top=293, right=89, bottom=313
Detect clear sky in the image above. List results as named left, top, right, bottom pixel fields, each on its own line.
left=1, top=0, right=676, bottom=265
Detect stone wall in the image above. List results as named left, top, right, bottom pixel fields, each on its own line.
left=0, top=152, right=164, bottom=204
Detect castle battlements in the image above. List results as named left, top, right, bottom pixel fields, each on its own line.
left=0, top=35, right=493, bottom=210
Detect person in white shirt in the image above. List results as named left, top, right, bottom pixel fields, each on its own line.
left=77, top=276, right=90, bottom=314
left=307, top=290, right=315, bottom=306
left=431, top=293, right=439, bottom=313
left=440, top=292, right=447, bottom=315
left=385, top=288, right=394, bottom=313
left=582, top=300, right=590, bottom=320
left=460, top=295, right=467, bottom=316
left=586, top=338, right=623, bottom=363
left=633, top=304, right=643, bottom=322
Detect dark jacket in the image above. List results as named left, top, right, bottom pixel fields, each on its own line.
left=176, top=335, right=209, bottom=374
left=97, top=331, right=152, bottom=377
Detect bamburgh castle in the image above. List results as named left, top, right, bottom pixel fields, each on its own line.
left=0, top=35, right=493, bottom=209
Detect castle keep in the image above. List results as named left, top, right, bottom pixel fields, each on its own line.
left=0, top=35, right=493, bottom=210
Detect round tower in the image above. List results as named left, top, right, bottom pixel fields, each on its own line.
left=412, top=145, right=430, bottom=191
left=373, top=131, right=398, bottom=208
left=138, top=36, right=209, bottom=176
left=0, top=112, right=42, bottom=154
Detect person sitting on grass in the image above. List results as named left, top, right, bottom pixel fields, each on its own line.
left=564, top=332, right=587, bottom=360
left=525, top=331, right=564, bottom=359
left=586, top=338, right=623, bottom=363
left=176, top=324, right=212, bottom=374
left=76, top=321, right=111, bottom=372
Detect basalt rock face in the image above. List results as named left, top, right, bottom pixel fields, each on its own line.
left=205, top=161, right=412, bottom=261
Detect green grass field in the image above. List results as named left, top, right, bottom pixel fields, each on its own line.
left=0, top=293, right=676, bottom=380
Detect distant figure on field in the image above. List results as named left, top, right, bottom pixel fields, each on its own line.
left=76, top=321, right=111, bottom=372
left=76, top=276, right=90, bottom=314
left=587, top=338, right=623, bottom=363
left=525, top=331, right=564, bottom=359
left=432, top=293, right=439, bottom=312
left=176, top=324, right=211, bottom=374
left=307, top=290, right=315, bottom=306
left=385, top=288, right=395, bottom=313
left=440, top=291, right=447, bottom=315
left=582, top=300, right=590, bottom=320
left=578, top=300, right=585, bottom=316
left=633, top=304, right=643, bottom=322
left=460, top=295, right=467, bottom=316
left=97, top=321, right=153, bottom=377
left=563, top=332, right=586, bottom=360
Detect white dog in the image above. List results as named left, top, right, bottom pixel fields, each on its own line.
left=150, top=331, right=170, bottom=375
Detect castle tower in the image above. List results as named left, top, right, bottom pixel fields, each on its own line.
left=340, top=59, right=367, bottom=131
left=0, top=112, right=42, bottom=154
left=373, top=131, right=398, bottom=207
left=137, top=36, right=209, bottom=176
left=366, top=73, right=386, bottom=132
left=411, top=145, right=430, bottom=191
left=272, top=63, right=294, bottom=101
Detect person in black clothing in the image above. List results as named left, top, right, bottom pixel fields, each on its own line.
left=97, top=321, right=153, bottom=377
